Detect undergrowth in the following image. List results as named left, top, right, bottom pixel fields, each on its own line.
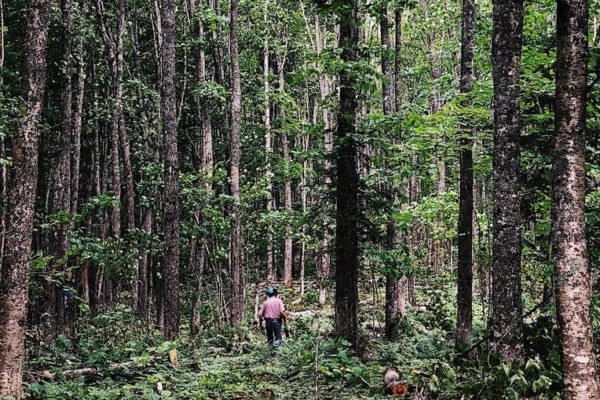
left=23, top=284, right=599, bottom=399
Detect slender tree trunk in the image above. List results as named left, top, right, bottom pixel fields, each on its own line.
left=120, top=122, right=135, bottom=232
left=277, top=54, right=293, bottom=289
left=0, top=0, right=6, bottom=262
left=96, top=0, right=123, bottom=238
left=300, top=132, right=309, bottom=297
left=335, top=0, right=360, bottom=346
left=71, top=36, right=85, bottom=216
left=136, top=207, right=152, bottom=320
left=229, top=0, right=245, bottom=326
left=47, top=0, right=74, bottom=338
left=115, top=0, right=134, bottom=233
left=491, top=0, right=525, bottom=361
left=264, top=0, right=275, bottom=283
left=161, top=0, right=180, bottom=340
left=315, top=16, right=331, bottom=305
left=381, top=3, right=400, bottom=340
left=553, top=1, right=600, bottom=397
left=187, top=0, right=213, bottom=334
left=456, top=0, right=475, bottom=348
left=0, top=1, right=50, bottom=397
left=394, top=6, right=402, bottom=111
left=210, top=0, right=226, bottom=86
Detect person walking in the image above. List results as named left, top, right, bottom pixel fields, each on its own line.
left=258, top=287, right=287, bottom=347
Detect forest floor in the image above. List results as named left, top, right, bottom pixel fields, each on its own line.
left=23, top=280, right=567, bottom=399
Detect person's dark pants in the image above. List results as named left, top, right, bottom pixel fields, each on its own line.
left=265, top=318, right=282, bottom=346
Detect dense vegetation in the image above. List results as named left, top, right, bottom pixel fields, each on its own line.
left=0, top=0, right=599, bottom=398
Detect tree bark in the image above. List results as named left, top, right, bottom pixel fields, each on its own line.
left=315, top=15, right=332, bottom=306
left=553, top=1, right=600, bottom=397
left=136, top=207, right=152, bottom=320
left=0, top=0, right=6, bottom=262
left=456, top=0, right=475, bottom=348
left=277, top=54, right=293, bottom=289
left=382, top=3, right=401, bottom=340
left=45, top=0, right=74, bottom=340
left=335, top=0, right=360, bottom=346
left=96, top=0, right=123, bottom=238
left=491, top=0, right=525, bottom=361
left=394, top=6, right=402, bottom=111
left=263, top=0, right=275, bottom=284
left=71, top=34, right=85, bottom=216
left=161, top=0, right=180, bottom=340
left=229, top=0, right=245, bottom=326
left=0, top=1, right=50, bottom=397
left=187, top=0, right=213, bottom=335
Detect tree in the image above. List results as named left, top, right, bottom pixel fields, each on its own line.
left=229, top=0, right=245, bottom=326
left=48, top=0, right=74, bottom=338
left=264, top=0, right=275, bottom=284
left=188, top=0, right=214, bottom=335
left=456, top=0, right=475, bottom=348
left=0, top=0, right=51, bottom=397
left=161, top=0, right=180, bottom=340
left=553, top=0, right=600, bottom=397
left=382, top=1, right=402, bottom=340
left=334, top=0, right=360, bottom=346
left=491, top=0, right=525, bottom=361
left=315, top=14, right=333, bottom=306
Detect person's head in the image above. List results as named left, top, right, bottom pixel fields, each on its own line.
left=266, top=286, right=278, bottom=297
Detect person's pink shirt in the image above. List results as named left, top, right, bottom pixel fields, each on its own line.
left=259, top=297, right=285, bottom=319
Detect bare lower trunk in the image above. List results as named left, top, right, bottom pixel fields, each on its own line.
left=315, top=16, right=332, bottom=305
left=553, top=1, right=600, bottom=397
left=334, top=0, right=360, bottom=346
left=71, top=37, right=85, bottom=215
left=98, top=0, right=124, bottom=238
left=48, top=0, right=74, bottom=338
left=381, top=3, right=401, bottom=340
left=491, top=0, right=525, bottom=361
left=136, top=208, right=152, bottom=320
left=264, top=4, right=275, bottom=282
left=229, top=0, right=245, bottom=326
left=161, top=0, right=180, bottom=340
left=0, top=1, right=50, bottom=397
left=456, top=0, right=475, bottom=348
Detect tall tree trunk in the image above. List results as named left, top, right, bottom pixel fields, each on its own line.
left=188, top=0, right=213, bottom=334
left=0, top=1, right=50, bottom=397
left=264, top=0, right=275, bottom=283
left=315, top=16, right=331, bottom=305
left=300, top=131, right=309, bottom=297
left=96, top=0, right=125, bottom=238
left=161, top=0, right=180, bottom=340
left=48, top=0, right=74, bottom=338
left=381, top=3, right=400, bottom=340
left=278, top=54, right=293, bottom=289
left=116, top=0, right=135, bottom=233
left=456, top=0, right=475, bottom=348
left=553, top=1, right=600, bottom=397
left=0, top=0, right=6, bottom=262
left=229, top=0, right=245, bottom=326
left=335, top=0, right=359, bottom=346
left=491, top=0, right=525, bottom=361
left=394, top=4, right=406, bottom=319
left=71, top=35, right=85, bottom=216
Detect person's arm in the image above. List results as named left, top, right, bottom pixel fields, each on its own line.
left=279, top=299, right=287, bottom=323
left=258, top=303, right=266, bottom=328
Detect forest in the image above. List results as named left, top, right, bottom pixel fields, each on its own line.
left=0, top=0, right=600, bottom=398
